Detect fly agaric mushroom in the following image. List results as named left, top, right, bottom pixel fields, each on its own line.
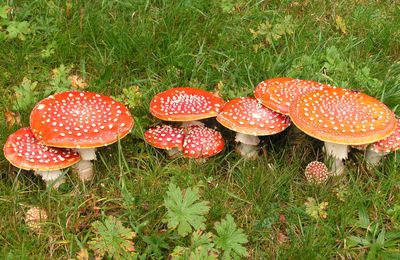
left=149, top=87, right=225, bottom=126
left=144, top=125, right=185, bottom=158
left=216, top=97, right=290, bottom=159
left=3, top=127, right=80, bottom=188
left=25, top=207, right=48, bottom=234
left=254, top=78, right=329, bottom=115
left=364, top=118, right=400, bottom=166
left=304, top=161, right=330, bottom=184
left=30, top=91, right=134, bottom=181
left=289, top=88, right=397, bottom=175
left=182, top=125, right=225, bottom=159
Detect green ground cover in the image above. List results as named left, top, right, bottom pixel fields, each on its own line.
left=0, top=0, right=399, bottom=259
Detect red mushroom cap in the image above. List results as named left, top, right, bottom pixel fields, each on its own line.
left=149, top=87, right=225, bottom=121
left=304, top=161, right=329, bottom=184
left=182, top=126, right=225, bottom=158
left=144, top=125, right=184, bottom=150
left=369, top=118, right=400, bottom=153
left=289, top=88, right=397, bottom=145
left=216, top=97, right=290, bottom=136
left=3, top=127, right=80, bottom=171
left=30, top=91, right=134, bottom=148
left=254, top=78, right=329, bottom=115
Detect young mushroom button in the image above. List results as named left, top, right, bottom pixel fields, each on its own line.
left=149, top=87, right=225, bottom=126
left=304, top=161, right=330, bottom=184
left=254, top=77, right=329, bottom=115
left=3, top=127, right=81, bottom=188
left=217, top=97, right=290, bottom=159
left=29, top=91, right=134, bottom=181
left=289, top=88, right=397, bottom=175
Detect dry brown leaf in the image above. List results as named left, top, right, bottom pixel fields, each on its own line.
left=335, top=15, right=347, bottom=35
left=69, top=75, right=88, bottom=89
left=4, top=111, right=21, bottom=128
left=76, top=248, right=89, bottom=260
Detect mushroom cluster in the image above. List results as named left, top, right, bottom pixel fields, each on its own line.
left=3, top=78, right=397, bottom=190
left=146, top=87, right=226, bottom=159
left=3, top=91, right=134, bottom=188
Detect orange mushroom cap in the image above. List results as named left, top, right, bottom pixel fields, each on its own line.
left=144, top=125, right=184, bottom=150
left=369, top=118, right=400, bottom=153
left=149, top=87, right=225, bottom=121
left=30, top=91, right=134, bottom=148
left=254, top=78, right=329, bottom=115
left=289, top=88, right=397, bottom=145
left=3, top=127, right=80, bottom=171
left=216, top=97, right=290, bottom=136
left=182, top=125, right=225, bottom=158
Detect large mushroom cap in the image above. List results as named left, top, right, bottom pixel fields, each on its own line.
left=3, top=127, right=80, bottom=171
left=149, top=87, right=225, bottom=121
left=182, top=125, right=225, bottom=158
left=289, top=88, right=397, bottom=145
left=144, top=125, right=184, bottom=150
left=30, top=91, right=134, bottom=148
left=254, top=78, right=329, bottom=115
left=369, top=118, right=400, bottom=153
left=216, top=97, right=290, bottom=136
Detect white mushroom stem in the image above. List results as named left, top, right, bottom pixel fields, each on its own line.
left=74, top=148, right=96, bottom=181
left=36, top=170, right=65, bottom=189
left=365, top=150, right=388, bottom=167
left=324, top=142, right=349, bottom=176
left=235, top=133, right=260, bottom=160
left=72, top=161, right=94, bottom=181
left=181, top=121, right=205, bottom=127
left=76, top=148, right=97, bottom=160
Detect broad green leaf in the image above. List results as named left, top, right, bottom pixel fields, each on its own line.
left=358, top=208, right=370, bottom=228
left=0, top=5, right=9, bottom=19
left=88, top=216, right=136, bottom=258
left=214, top=214, right=248, bottom=259
left=346, top=235, right=371, bottom=248
left=164, top=183, right=210, bottom=237
left=6, top=21, right=30, bottom=40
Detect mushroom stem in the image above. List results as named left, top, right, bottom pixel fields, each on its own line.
left=36, top=170, right=65, bottom=189
left=235, top=133, right=260, bottom=159
left=365, top=149, right=387, bottom=168
left=324, top=142, right=349, bottom=176
left=74, top=148, right=95, bottom=181
left=72, top=160, right=94, bottom=181
left=75, top=148, right=97, bottom=160
left=181, top=121, right=205, bottom=127
left=165, top=147, right=181, bottom=159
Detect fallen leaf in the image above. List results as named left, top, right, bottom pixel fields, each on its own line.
left=76, top=248, right=89, bottom=260
left=69, top=75, right=87, bottom=89
left=4, top=111, right=21, bottom=128
left=335, top=15, right=347, bottom=35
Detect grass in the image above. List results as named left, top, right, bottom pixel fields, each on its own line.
left=1, top=0, right=400, bottom=258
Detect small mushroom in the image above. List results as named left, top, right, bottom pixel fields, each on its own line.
left=289, top=88, right=397, bottom=175
left=182, top=125, right=225, bottom=159
left=304, top=161, right=329, bottom=184
left=254, top=77, right=329, bottom=115
left=25, top=207, right=48, bottom=234
left=30, top=91, right=134, bottom=181
left=3, top=127, right=80, bottom=188
left=216, top=97, right=290, bottom=159
left=144, top=125, right=185, bottom=158
left=149, top=87, right=225, bottom=126
left=365, top=118, right=400, bottom=166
